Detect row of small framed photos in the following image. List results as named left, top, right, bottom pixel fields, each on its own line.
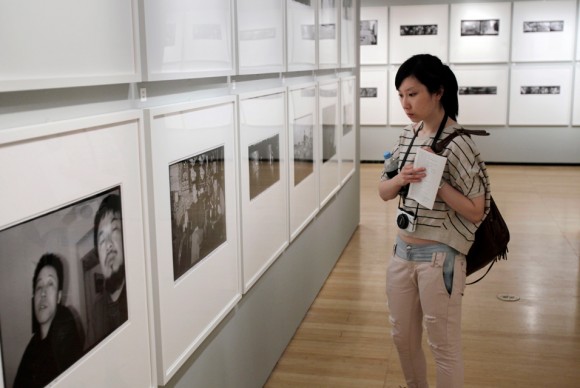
left=361, top=1, right=580, bottom=65
left=0, top=76, right=356, bottom=387
left=0, top=0, right=357, bottom=92
left=361, top=63, right=580, bottom=127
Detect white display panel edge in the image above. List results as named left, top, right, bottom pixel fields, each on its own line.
left=340, top=75, right=357, bottom=186
left=0, top=111, right=151, bottom=388
left=340, top=0, right=357, bottom=68
left=287, top=82, right=320, bottom=242
left=318, top=78, right=341, bottom=208
left=572, top=63, right=580, bottom=126
left=144, top=96, right=241, bottom=384
left=237, top=87, right=289, bottom=293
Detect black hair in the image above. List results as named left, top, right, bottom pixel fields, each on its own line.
left=394, top=54, right=459, bottom=120
left=93, top=194, right=122, bottom=250
left=33, top=253, right=64, bottom=292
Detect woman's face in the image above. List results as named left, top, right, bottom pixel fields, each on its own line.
left=34, top=265, right=61, bottom=334
left=397, top=76, right=442, bottom=123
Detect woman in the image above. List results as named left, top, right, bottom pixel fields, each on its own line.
left=14, top=253, right=84, bottom=388
left=378, top=54, right=490, bottom=387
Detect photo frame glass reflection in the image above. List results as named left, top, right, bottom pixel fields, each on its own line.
left=248, top=134, right=281, bottom=200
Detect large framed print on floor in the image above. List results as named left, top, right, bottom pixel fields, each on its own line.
left=287, top=0, right=316, bottom=71
left=389, top=4, right=449, bottom=65
left=511, top=0, right=577, bottom=62
left=449, top=2, right=511, bottom=64
left=572, top=64, right=580, bottom=126
left=360, top=67, right=388, bottom=125
left=0, top=0, right=139, bottom=92
left=319, top=0, right=340, bottom=68
left=388, top=66, right=411, bottom=126
left=318, top=79, right=341, bottom=208
left=238, top=88, right=289, bottom=292
left=340, top=76, right=356, bottom=185
left=508, top=64, right=573, bottom=126
left=340, top=0, right=357, bottom=68
left=452, top=65, right=508, bottom=126
left=0, top=111, right=151, bottom=388
left=144, top=97, right=240, bottom=384
left=142, top=0, right=234, bottom=81
left=237, top=0, right=285, bottom=75
left=288, top=83, right=319, bottom=241
left=360, top=6, right=388, bottom=65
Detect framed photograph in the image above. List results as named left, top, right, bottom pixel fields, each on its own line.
left=511, top=0, right=577, bottom=62
left=238, top=88, right=288, bottom=292
left=287, top=0, right=317, bottom=71
left=144, top=97, right=240, bottom=384
left=388, top=65, right=410, bottom=126
left=319, top=0, right=340, bottom=68
left=360, top=6, right=388, bottom=64
left=341, top=0, right=357, bottom=68
left=318, top=79, right=341, bottom=207
left=340, top=76, right=357, bottom=185
left=237, top=0, right=285, bottom=75
left=360, top=67, right=387, bottom=125
left=0, top=0, right=139, bottom=92
left=0, top=111, right=151, bottom=388
left=389, top=4, right=449, bottom=64
left=449, top=2, right=511, bottom=64
left=509, top=64, right=573, bottom=126
left=288, top=83, right=319, bottom=241
left=452, top=65, right=508, bottom=126
left=142, top=0, right=234, bottom=81
left=571, top=63, right=580, bottom=126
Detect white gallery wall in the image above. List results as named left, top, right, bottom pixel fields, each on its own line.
left=0, top=1, right=360, bottom=388
left=360, top=0, right=580, bottom=164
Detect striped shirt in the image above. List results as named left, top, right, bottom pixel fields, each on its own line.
left=382, top=123, right=491, bottom=255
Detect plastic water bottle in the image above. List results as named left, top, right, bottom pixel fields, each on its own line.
left=383, top=151, right=398, bottom=179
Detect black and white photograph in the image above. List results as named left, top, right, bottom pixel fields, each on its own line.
left=322, top=105, right=337, bottom=163
left=248, top=134, right=281, bottom=200
left=293, top=114, right=314, bottom=186
left=320, top=23, right=336, bottom=39
left=292, top=0, right=311, bottom=5
left=400, top=24, right=438, bottom=36
left=461, top=19, right=499, bottom=36
left=520, top=85, right=561, bottom=94
left=0, top=187, right=128, bottom=388
left=360, top=20, right=378, bottom=45
left=459, top=86, right=498, bottom=95
left=169, top=146, right=226, bottom=281
left=523, top=20, right=564, bottom=33
left=360, top=87, right=378, bottom=98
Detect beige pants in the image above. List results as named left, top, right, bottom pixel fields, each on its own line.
left=386, top=245, right=467, bottom=388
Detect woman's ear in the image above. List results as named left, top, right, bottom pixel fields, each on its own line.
left=57, top=290, right=62, bottom=304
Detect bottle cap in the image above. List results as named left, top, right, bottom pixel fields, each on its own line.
left=384, top=151, right=392, bottom=159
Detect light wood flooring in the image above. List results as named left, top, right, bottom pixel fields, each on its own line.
left=265, top=163, right=580, bottom=388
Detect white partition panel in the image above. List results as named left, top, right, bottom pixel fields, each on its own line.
left=319, top=0, right=340, bottom=68
left=388, top=65, right=410, bottom=126
left=287, top=0, right=317, bottom=71
left=573, top=64, right=580, bottom=126
left=318, top=79, right=341, bottom=207
left=360, top=5, right=388, bottom=65
left=341, top=0, right=357, bottom=68
left=360, top=67, right=388, bottom=125
left=340, top=76, right=357, bottom=185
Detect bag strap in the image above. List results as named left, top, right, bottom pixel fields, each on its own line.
left=466, top=260, right=495, bottom=285
left=432, top=127, right=490, bottom=154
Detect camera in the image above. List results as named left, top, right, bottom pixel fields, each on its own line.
left=396, top=208, right=416, bottom=232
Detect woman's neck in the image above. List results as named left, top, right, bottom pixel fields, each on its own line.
left=419, top=110, right=448, bottom=137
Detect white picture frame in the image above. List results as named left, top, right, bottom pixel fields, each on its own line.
left=577, top=1, right=580, bottom=61
left=0, top=111, right=151, bottom=388
left=238, top=88, right=289, bottom=292
left=319, top=0, right=340, bottom=69
left=388, top=65, right=410, bottom=126
left=318, top=79, right=341, bottom=207
left=340, top=76, right=357, bottom=185
left=360, top=5, right=388, bottom=65
left=572, top=63, right=580, bottom=126
left=389, top=4, right=449, bottom=65
left=142, top=0, right=235, bottom=81
left=341, top=0, right=357, bottom=68
left=452, top=65, right=509, bottom=126
left=509, top=63, right=574, bottom=126
left=287, top=0, right=317, bottom=72
left=144, top=97, right=241, bottom=384
left=237, top=0, right=285, bottom=75
left=511, top=0, right=577, bottom=62
left=0, top=0, right=140, bottom=92
left=449, top=2, right=511, bottom=64
left=360, top=67, right=387, bottom=126
left=288, top=83, right=319, bottom=241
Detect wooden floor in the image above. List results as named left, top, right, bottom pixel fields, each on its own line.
left=265, top=163, right=580, bottom=388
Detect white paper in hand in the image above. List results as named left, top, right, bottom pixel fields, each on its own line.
left=408, top=148, right=446, bottom=209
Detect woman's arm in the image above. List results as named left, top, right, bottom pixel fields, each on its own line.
left=437, top=182, right=485, bottom=224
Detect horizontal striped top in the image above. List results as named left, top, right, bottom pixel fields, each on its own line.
left=382, top=122, right=491, bottom=255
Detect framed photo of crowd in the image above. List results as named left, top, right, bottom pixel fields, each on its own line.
left=340, top=76, right=357, bottom=185
left=318, top=79, right=341, bottom=208
left=288, top=82, right=319, bottom=241
left=0, top=111, right=151, bottom=388
left=238, top=88, right=289, bottom=292
left=141, top=0, right=235, bottom=81
left=144, top=96, right=241, bottom=384
left=287, top=0, right=317, bottom=71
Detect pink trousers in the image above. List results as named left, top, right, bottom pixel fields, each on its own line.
left=386, top=242, right=467, bottom=388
